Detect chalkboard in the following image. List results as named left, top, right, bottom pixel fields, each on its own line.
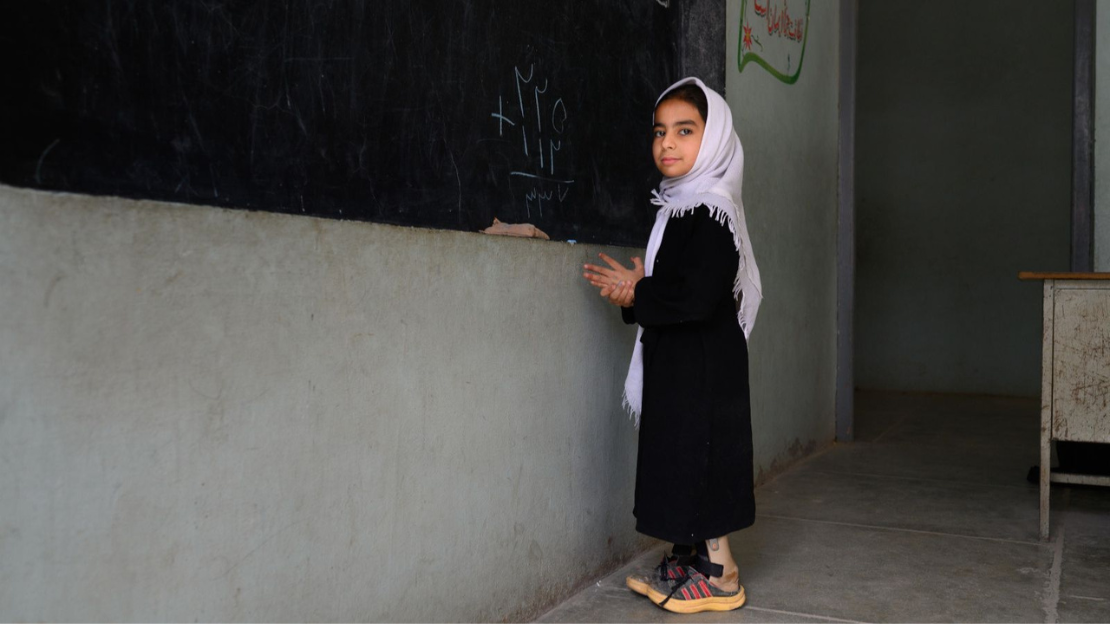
left=1, top=1, right=682, bottom=245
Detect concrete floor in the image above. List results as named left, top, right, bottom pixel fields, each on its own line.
left=536, top=391, right=1110, bottom=623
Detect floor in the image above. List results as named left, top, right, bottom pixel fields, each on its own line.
left=536, top=391, right=1110, bottom=623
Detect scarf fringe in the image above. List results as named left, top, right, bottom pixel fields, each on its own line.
left=656, top=197, right=752, bottom=304
left=621, top=388, right=641, bottom=428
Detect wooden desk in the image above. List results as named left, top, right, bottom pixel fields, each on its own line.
left=1019, top=272, right=1110, bottom=540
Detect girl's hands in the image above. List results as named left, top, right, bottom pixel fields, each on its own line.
left=607, top=280, right=635, bottom=307
left=582, top=253, right=645, bottom=307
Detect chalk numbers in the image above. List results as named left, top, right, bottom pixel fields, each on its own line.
left=490, top=64, right=574, bottom=219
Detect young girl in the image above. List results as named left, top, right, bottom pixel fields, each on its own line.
left=582, top=77, right=762, bottom=614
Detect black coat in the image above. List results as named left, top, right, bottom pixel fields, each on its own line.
left=622, top=205, right=755, bottom=544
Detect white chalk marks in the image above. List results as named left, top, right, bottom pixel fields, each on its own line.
left=490, top=63, right=573, bottom=219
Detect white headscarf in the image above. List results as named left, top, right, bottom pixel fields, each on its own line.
left=622, top=77, right=763, bottom=425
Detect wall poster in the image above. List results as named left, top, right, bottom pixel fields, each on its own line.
left=738, top=0, right=810, bottom=84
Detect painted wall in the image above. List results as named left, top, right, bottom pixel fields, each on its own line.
left=855, top=0, right=1072, bottom=396
left=0, top=184, right=655, bottom=621
left=1097, top=0, right=1110, bottom=271
left=726, top=0, right=841, bottom=468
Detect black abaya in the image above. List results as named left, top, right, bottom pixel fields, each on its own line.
left=621, top=205, right=755, bottom=544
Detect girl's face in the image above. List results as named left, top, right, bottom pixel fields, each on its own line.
left=652, top=98, right=704, bottom=178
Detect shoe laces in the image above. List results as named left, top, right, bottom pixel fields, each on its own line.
left=658, top=566, right=703, bottom=606
left=653, top=552, right=694, bottom=581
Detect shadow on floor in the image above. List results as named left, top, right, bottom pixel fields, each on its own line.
left=536, top=391, right=1110, bottom=623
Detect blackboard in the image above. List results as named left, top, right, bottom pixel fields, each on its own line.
left=1, top=1, right=683, bottom=245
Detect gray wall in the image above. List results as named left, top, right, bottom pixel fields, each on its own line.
left=855, top=0, right=1073, bottom=396
left=726, top=0, right=841, bottom=470
left=0, top=185, right=651, bottom=621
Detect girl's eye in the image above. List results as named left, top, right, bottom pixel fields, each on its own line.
left=679, top=128, right=692, bottom=136
left=653, top=130, right=665, bottom=138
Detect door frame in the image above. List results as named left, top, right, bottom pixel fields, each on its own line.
left=1073, top=0, right=1095, bottom=272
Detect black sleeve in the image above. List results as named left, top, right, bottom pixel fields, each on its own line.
left=621, top=305, right=636, bottom=325
left=632, top=207, right=739, bottom=328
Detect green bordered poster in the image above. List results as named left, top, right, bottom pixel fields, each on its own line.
left=738, top=0, right=811, bottom=84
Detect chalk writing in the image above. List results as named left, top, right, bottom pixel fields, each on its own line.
left=738, top=0, right=810, bottom=84
left=490, top=63, right=574, bottom=219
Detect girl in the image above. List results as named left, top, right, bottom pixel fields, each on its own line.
left=582, top=77, right=762, bottom=614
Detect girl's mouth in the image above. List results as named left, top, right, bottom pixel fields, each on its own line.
left=661, top=157, right=680, bottom=165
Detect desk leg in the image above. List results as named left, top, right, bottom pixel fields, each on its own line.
left=1040, top=431, right=1051, bottom=541
left=1039, top=279, right=1054, bottom=542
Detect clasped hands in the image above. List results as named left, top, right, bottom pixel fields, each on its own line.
left=582, top=253, right=645, bottom=308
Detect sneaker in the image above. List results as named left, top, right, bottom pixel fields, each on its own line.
left=625, top=547, right=694, bottom=597
left=646, top=566, right=746, bottom=613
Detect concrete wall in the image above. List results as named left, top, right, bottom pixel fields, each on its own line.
left=1097, top=0, right=1110, bottom=271
left=855, top=0, right=1073, bottom=396
left=725, top=0, right=841, bottom=469
left=0, top=184, right=654, bottom=621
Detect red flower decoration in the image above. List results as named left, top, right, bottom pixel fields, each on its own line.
left=742, top=24, right=753, bottom=50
